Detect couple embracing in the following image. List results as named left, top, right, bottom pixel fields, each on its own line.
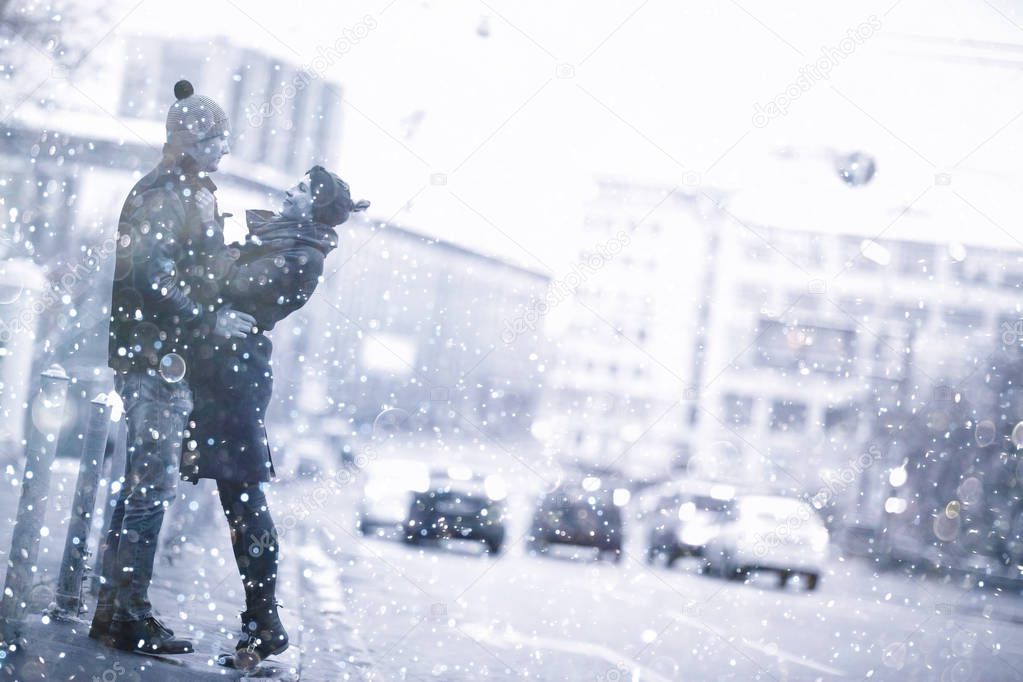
left=89, top=80, right=367, bottom=670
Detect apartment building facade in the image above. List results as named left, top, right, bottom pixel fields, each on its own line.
left=547, top=170, right=1023, bottom=493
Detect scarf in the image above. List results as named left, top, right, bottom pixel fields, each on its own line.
left=242, top=209, right=339, bottom=256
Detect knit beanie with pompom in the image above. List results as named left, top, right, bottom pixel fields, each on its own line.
left=165, top=79, right=230, bottom=147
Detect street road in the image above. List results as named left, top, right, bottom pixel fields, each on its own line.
left=290, top=482, right=1023, bottom=681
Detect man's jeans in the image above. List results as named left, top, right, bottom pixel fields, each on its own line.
left=95, top=370, right=193, bottom=622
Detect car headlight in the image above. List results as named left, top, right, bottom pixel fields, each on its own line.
left=375, top=498, right=409, bottom=518
left=410, top=471, right=431, bottom=493
left=448, top=465, right=473, bottom=481
left=365, top=471, right=430, bottom=497
left=364, top=481, right=400, bottom=499
left=679, top=525, right=715, bottom=546
left=484, top=474, right=507, bottom=501
left=678, top=502, right=696, bottom=521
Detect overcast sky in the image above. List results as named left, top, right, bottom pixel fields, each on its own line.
left=104, top=0, right=1023, bottom=267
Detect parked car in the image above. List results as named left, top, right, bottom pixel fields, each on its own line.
left=287, top=436, right=335, bottom=479
left=403, top=466, right=507, bottom=554
left=703, top=494, right=829, bottom=590
left=356, top=459, right=430, bottom=536
left=318, top=416, right=357, bottom=467
left=645, top=482, right=738, bottom=567
left=529, top=476, right=628, bottom=562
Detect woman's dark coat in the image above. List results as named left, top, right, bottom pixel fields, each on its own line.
left=181, top=210, right=339, bottom=483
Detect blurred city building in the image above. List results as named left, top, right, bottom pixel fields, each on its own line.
left=710, top=150, right=1023, bottom=507
left=556, top=159, right=1023, bottom=502
left=0, top=259, right=48, bottom=459
left=535, top=178, right=724, bottom=481
left=114, top=35, right=344, bottom=181
left=269, top=217, right=550, bottom=449
left=0, top=32, right=547, bottom=461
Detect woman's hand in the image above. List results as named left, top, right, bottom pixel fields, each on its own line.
left=214, top=308, right=257, bottom=339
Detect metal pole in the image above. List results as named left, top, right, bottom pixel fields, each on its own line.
left=89, top=417, right=125, bottom=596
left=0, top=365, right=70, bottom=648
left=51, top=394, right=111, bottom=619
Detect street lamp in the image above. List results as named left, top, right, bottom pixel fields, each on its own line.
left=835, top=151, right=877, bottom=187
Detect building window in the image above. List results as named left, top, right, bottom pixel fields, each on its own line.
left=887, top=302, right=929, bottom=328
left=781, top=232, right=823, bottom=269
left=837, top=298, right=873, bottom=321
left=31, top=173, right=70, bottom=263
left=1001, top=267, right=1023, bottom=291
left=160, top=44, right=203, bottom=113
left=258, top=62, right=282, bottom=163
left=722, top=393, right=753, bottom=427
left=671, top=442, right=691, bottom=471
left=288, top=76, right=310, bottom=174
left=949, top=249, right=996, bottom=285
left=228, top=66, right=249, bottom=135
left=824, top=404, right=857, bottom=433
left=841, top=236, right=886, bottom=271
left=871, top=334, right=908, bottom=380
left=769, top=399, right=807, bottom=433
left=119, top=66, right=154, bottom=119
left=745, top=240, right=775, bottom=264
left=788, top=291, right=820, bottom=312
left=756, top=320, right=799, bottom=370
left=897, top=241, right=936, bottom=278
left=802, top=326, right=857, bottom=375
left=943, top=307, right=984, bottom=330
left=755, top=319, right=856, bottom=375
left=314, top=83, right=339, bottom=163
left=736, top=283, right=769, bottom=309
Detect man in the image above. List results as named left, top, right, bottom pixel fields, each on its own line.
left=90, top=79, right=254, bottom=654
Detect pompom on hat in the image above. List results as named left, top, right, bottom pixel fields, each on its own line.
left=165, top=79, right=230, bottom=146
left=307, top=165, right=370, bottom=226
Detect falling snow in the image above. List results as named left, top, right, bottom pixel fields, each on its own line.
left=1, top=1, right=1023, bottom=681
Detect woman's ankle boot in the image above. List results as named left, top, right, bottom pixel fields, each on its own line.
left=234, top=600, right=289, bottom=671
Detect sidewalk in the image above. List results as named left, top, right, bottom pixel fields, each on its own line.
left=0, top=464, right=373, bottom=681
left=824, top=554, right=1023, bottom=625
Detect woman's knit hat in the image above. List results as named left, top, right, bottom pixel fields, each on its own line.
left=307, top=165, right=370, bottom=226
left=165, top=80, right=230, bottom=147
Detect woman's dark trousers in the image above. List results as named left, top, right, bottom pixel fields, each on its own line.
left=217, top=480, right=279, bottom=608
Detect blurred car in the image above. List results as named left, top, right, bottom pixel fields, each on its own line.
left=316, top=416, right=357, bottom=467
left=528, top=476, right=628, bottom=562
left=703, top=495, right=829, bottom=590
left=403, top=465, right=507, bottom=554
left=287, top=436, right=335, bottom=478
left=645, top=482, right=738, bottom=567
left=357, top=459, right=430, bottom=535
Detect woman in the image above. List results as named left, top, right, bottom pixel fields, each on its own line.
left=182, top=166, right=368, bottom=670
